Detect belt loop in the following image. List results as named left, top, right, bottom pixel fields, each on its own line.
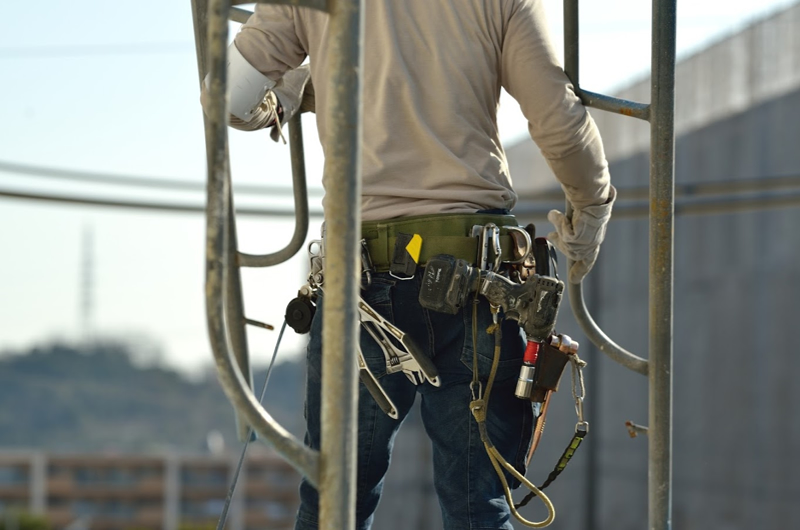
left=377, top=223, right=389, bottom=269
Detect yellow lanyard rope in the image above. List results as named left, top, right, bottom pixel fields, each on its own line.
left=470, top=301, right=555, bottom=528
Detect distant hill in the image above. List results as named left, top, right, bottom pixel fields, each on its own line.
left=0, top=341, right=305, bottom=454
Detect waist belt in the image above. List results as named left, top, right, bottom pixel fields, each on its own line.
left=361, top=213, right=520, bottom=272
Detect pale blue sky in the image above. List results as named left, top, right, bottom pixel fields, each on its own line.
left=0, top=0, right=795, bottom=375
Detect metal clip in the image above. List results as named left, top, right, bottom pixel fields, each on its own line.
left=360, top=239, right=374, bottom=288
left=307, top=239, right=325, bottom=288
left=576, top=420, right=589, bottom=436
left=575, top=396, right=585, bottom=424
left=470, top=380, right=483, bottom=401
left=472, top=223, right=501, bottom=271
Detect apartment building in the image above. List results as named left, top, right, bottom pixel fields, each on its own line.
left=0, top=450, right=300, bottom=530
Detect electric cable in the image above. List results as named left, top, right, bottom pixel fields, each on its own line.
left=0, top=41, right=195, bottom=59
left=6, top=172, right=800, bottom=220
left=0, top=189, right=324, bottom=218
left=215, top=319, right=288, bottom=530
left=518, top=173, right=800, bottom=202
left=0, top=160, right=324, bottom=196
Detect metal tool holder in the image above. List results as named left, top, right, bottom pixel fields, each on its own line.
left=562, top=1, right=676, bottom=529
left=190, top=1, right=363, bottom=529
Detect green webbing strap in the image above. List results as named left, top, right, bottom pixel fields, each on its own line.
left=540, top=428, right=587, bottom=489
left=515, top=428, right=588, bottom=510
left=362, top=213, right=520, bottom=270
left=362, top=212, right=518, bottom=238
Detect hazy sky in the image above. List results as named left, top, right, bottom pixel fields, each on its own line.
left=0, top=0, right=795, bottom=375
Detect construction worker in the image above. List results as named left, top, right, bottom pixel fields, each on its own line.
left=202, top=1, right=615, bottom=528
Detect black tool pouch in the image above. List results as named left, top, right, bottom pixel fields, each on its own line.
left=529, top=339, right=571, bottom=403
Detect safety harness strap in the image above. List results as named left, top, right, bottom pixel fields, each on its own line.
left=470, top=302, right=556, bottom=528
left=541, top=428, right=587, bottom=489
left=365, top=234, right=517, bottom=271
left=516, top=351, right=589, bottom=509
left=362, top=213, right=521, bottom=271
left=515, top=428, right=587, bottom=510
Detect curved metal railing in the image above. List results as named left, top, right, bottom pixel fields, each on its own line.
left=567, top=274, right=649, bottom=376
left=192, top=0, right=322, bottom=483
left=239, top=116, right=310, bottom=267
left=192, top=0, right=364, bottom=527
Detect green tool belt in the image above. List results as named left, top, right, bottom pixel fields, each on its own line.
left=362, top=212, right=521, bottom=272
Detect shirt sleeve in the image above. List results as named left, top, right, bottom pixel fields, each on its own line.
left=500, top=0, right=610, bottom=209
left=233, top=5, right=307, bottom=82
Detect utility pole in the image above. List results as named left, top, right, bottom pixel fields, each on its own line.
left=80, top=223, right=94, bottom=341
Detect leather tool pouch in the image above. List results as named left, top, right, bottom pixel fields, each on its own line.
left=530, top=340, right=570, bottom=403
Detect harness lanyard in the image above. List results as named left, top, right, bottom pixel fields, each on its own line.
left=469, top=300, right=556, bottom=528
left=516, top=350, right=588, bottom=509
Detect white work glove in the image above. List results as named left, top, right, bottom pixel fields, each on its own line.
left=199, top=80, right=278, bottom=130
left=547, top=185, right=616, bottom=284
left=267, top=64, right=313, bottom=142
left=199, top=64, right=314, bottom=141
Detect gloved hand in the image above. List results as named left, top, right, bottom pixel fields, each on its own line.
left=547, top=185, right=616, bottom=284
left=199, top=64, right=314, bottom=139
left=200, top=80, right=279, bottom=131
left=268, top=64, right=313, bottom=142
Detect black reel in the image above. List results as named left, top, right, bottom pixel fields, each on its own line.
left=285, top=295, right=316, bottom=334
left=533, top=237, right=557, bottom=277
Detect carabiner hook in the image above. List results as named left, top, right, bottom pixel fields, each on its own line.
left=476, top=223, right=501, bottom=271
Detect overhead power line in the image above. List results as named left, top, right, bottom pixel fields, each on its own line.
left=0, top=160, right=323, bottom=197
left=0, top=42, right=195, bottom=59
left=516, top=189, right=800, bottom=219
left=3, top=185, right=800, bottom=221
left=0, top=189, right=324, bottom=218
left=519, top=173, right=800, bottom=202
left=3, top=165, right=799, bottom=220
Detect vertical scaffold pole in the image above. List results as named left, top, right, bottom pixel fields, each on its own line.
left=649, top=0, right=676, bottom=528
left=193, top=1, right=365, bottom=527
left=319, top=1, right=364, bottom=529
left=562, top=0, right=675, bottom=528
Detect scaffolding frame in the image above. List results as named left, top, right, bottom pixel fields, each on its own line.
left=192, top=1, right=676, bottom=529
left=562, top=1, right=676, bottom=529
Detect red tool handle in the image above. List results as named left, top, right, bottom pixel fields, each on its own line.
left=523, top=340, right=540, bottom=365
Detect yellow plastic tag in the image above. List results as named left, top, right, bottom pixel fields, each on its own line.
left=406, top=234, right=423, bottom=263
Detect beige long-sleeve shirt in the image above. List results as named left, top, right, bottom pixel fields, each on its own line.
left=235, top=0, right=610, bottom=221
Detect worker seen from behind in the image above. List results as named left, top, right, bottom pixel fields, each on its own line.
left=201, top=0, right=615, bottom=528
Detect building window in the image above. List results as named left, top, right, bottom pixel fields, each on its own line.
left=73, top=467, right=103, bottom=485
left=180, top=498, right=225, bottom=518
left=102, top=500, right=136, bottom=518
left=47, top=464, right=66, bottom=477
left=72, top=499, right=98, bottom=517
left=0, top=465, right=28, bottom=485
left=47, top=496, right=69, bottom=508
left=106, top=468, right=136, bottom=486
left=180, top=468, right=228, bottom=488
left=246, top=498, right=291, bottom=519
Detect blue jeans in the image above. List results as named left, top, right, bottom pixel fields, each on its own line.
left=295, top=271, right=533, bottom=530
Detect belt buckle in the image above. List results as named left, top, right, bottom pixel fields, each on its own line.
left=505, top=225, right=534, bottom=266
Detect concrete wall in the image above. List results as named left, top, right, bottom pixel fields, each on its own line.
left=509, top=2, right=800, bottom=195
left=500, top=3, right=800, bottom=529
